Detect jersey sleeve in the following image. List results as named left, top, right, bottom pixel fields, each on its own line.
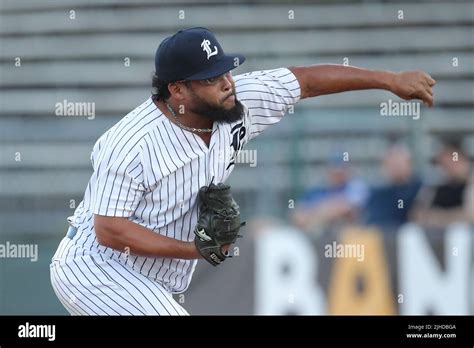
left=92, top=143, right=146, bottom=218
left=234, top=67, right=301, bottom=143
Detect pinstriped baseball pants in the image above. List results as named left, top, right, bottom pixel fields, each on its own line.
left=50, top=236, right=189, bottom=316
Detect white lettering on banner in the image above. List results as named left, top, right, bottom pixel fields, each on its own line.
left=255, top=226, right=325, bottom=315
left=398, top=223, right=471, bottom=314
left=254, top=223, right=473, bottom=314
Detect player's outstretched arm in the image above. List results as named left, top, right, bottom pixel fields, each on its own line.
left=289, top=64, right=436, bottom=106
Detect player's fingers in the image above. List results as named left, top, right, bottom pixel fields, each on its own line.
left=419, top=90, right=433, bottom=107
left=425, top=74, right=436, bottom=86
left=417, top=79, right=433, bottom=97
left=426, top=85, right=433, bottom=96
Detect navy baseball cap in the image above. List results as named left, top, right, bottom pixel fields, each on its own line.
left=155, top=27, right=245, bottom=82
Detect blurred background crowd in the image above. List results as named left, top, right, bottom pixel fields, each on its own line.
left=292, top=137, right=473, bottom=233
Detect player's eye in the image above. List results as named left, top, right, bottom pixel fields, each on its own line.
left=204, top=77, right=217, bottom=85
left=202, top=71, right=232, bottom=86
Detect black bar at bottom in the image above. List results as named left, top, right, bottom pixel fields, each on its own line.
left=0, top=315, right=473, bottom=346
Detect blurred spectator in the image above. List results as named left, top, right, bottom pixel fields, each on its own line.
left=411, top=138, right=474, bottom=228
left=364, top=143, right=422, bottom=229
left=291, top=155, right=368, bottom=233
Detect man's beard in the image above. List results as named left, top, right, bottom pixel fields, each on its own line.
left=188, top=90, right=244, bottom=124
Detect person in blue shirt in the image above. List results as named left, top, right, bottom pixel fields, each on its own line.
left=292, top=155, right=368, bottom=233
left=364, top=143, right=421, bottom=229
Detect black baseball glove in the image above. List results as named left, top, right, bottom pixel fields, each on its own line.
left=194, top=182, right=246, bottom=266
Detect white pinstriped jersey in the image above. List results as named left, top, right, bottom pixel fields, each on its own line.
left=61, top=68, right=300, bottom=293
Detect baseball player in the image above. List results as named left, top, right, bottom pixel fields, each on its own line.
left=50, top=27, right=435, bottom=315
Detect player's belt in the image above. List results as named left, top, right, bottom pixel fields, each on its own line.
left=66, top=225, right=78, bottom=239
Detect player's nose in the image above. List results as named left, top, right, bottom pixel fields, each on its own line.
left=221, top=72, right=233, bottom=91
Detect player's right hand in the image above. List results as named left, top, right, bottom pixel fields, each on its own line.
left=391, top=70, right=436, bottom=107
